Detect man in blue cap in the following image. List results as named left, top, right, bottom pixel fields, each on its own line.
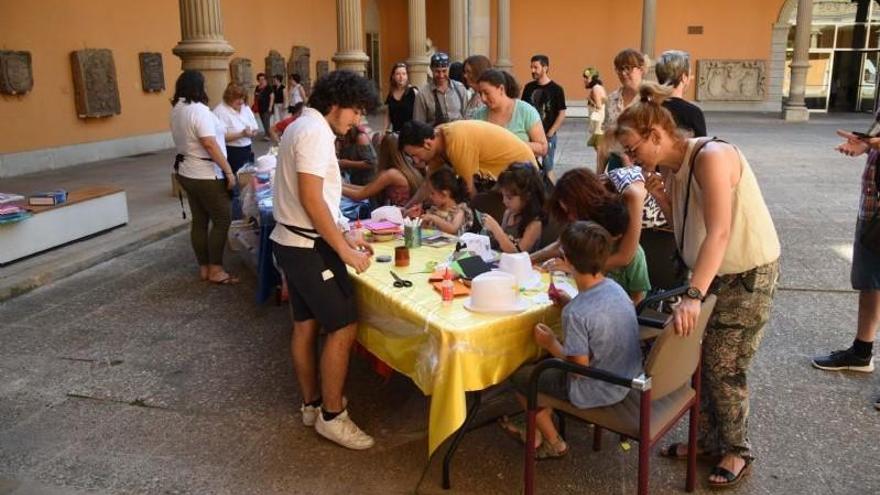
left=413, top=52, right=468, bottom=126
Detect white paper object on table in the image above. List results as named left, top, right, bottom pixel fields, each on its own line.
left=371, top=205, right=404, bottom=225
left=459, top=233, right=493, bottom=262
left=554, top=280, right=578, bottom=299
left=498, top=252, right=543, bottom=290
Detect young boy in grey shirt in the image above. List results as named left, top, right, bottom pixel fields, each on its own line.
left=506, top=221, right=643, bottom=459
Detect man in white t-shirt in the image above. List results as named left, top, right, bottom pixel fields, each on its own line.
left=271, top=70, right=378, bottom=450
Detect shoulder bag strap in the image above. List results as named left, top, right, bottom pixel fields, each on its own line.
left=678, top=137, right=727, bottom=253
left=432, top=88, right=446, bottom=125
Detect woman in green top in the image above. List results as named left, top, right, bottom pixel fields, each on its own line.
left=472, top=69, right=547, bottom=158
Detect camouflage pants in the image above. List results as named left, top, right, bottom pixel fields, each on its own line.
left=698, top=259, right=779, bottom=460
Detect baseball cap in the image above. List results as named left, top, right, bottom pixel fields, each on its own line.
left=430, top=52, right=450, bottom=68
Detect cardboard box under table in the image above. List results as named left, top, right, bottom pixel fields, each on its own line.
left=350, top=242, right=561, bottom=461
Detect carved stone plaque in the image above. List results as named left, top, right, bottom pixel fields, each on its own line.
left=230, top=57, right=254, bottom=90
left=316, top=60, right=330, bottom=80
left=288, top=46, right=311, bottom=91
left=139, top=52, right=165, bottom=92
left=70, top=49, right=121, bottom=118
left=0, top=51, right=33, bottom=95
left=265, top=50, right=286, bottom=81
left=696, top=59, right=766, bottom=102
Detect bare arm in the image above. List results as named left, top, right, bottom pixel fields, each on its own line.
left=530, top=238, right=561, bottom=264
left=298, top=173, right=371, bottom=272
left=547, top=109, right=566, bottom=138
left=526, top=120, right=549, bottom=157
left=604, top=183, right=646, bottom=270
left=341, top=169, right=402, bottom=201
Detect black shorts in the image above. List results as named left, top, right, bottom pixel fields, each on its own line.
left=273, top=239, right=358, bottom=332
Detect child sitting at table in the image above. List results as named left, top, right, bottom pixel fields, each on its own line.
left=502, top=220, right=643, bottom=459
left=598, top=199, right=651, bottom=304
left=481, top=162, right=545, bottom=253
left=414, top=167, right=474, bottom=236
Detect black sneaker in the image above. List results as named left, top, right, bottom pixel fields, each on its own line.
left=811, top=348, right=874, bottom=373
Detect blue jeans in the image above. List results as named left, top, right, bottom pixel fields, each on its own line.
left=543, top=134, right=558, bottom=174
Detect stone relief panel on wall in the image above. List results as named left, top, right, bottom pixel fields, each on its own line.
left=697, top=59, right=767, bottom=102
left=265, top=50, right=286, bottom=81
left=230, top=57, right=254, bottom=92
left=0, top=50, right=33, bottom=95
left=70, top=49, right=121, bottom=118
left=139, top=52, right=165, bottom=93
left=288, top=46, right=311, bottom=92
left=316, top=60, right=330, bottom=80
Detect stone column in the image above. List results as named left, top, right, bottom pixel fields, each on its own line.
left=332, top=0, right=369, bottom=75
left=495, top=0, right=512, bottom=72
left=450, top=0, right=467, bottom=62
left=172, top=0, right=235, bottom=106
left=784, top=0, right=813, bottom=121
left=407, top=0, right=429, bottom=87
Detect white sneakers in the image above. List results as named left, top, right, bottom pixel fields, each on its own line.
left=300, top=403, right=320, bottom=427
left=315, top=409, right=375, bottom=450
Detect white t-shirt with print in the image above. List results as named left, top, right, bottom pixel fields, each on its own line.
left=270, top=107, right=344, bottom=249
left=170, top=100, right=227, bottom=179
left=213, top=102, right=259, bottom=147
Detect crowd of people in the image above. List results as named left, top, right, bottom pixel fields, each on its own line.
left=166, top=40, right=880, bottom=490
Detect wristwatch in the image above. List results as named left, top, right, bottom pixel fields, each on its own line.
left=685, top=286, right=705, bottom=302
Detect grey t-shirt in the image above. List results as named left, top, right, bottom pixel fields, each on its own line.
left=562, top=278, right=643, bottom=409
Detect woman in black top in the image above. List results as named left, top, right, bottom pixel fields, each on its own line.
left=384, top=63, right=417, bottom=133
left=655, top=50, right=707, bottom=138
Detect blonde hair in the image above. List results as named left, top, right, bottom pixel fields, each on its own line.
left=222, top=83, right=248, bottom=105
left=613, top=82, right=679, bottom=139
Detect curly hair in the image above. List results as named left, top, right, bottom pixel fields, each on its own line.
left=308, top=70, right=379, bottom=116
left=496, top=163, right=546, bottom=237
left=549, top=168, right=617, bottom=224
left=171, top=70, right=208, bottom=107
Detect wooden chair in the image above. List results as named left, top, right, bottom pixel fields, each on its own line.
left=523, top=293, right=718, bottom=495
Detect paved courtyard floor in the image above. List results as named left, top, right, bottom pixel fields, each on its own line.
left=1, top=112, right=879, bottom=494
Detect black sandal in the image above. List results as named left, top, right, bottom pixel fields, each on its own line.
left=708, top=457, right=753, bottom=490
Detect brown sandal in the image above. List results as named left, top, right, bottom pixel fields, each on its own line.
left=210, top=273, right=240, bottom=285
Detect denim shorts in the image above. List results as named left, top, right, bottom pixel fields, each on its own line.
left=852, top=219, right=880, bottom=291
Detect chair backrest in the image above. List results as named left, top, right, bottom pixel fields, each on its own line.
left=470, top=190, right=505, bottom=223
left=643, top=294, right=717, bottom=399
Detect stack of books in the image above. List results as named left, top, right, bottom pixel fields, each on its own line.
left=0, top=193, right=24, bottom=205
left=0, top=205, right=31, bottom=224
left=28, top=189, right=68, bottom=206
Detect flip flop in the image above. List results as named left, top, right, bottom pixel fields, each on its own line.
left=210, top=274, right=240, bottom=285
left=535, top=439, right=568, bottom=461
left=708, top=458, right=753, bottom=490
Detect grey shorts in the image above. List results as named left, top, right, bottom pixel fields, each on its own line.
left=509, top=362, right=569, bottom=401
left=852, top=219, right=880, bottom=291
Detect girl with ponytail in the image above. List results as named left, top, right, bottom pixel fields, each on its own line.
left=615, top=81, right=780, bottom=488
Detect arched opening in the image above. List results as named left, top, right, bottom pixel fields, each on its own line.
left=778, top=0, right=880, bottom=113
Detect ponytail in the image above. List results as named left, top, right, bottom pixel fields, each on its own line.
left=614, top=81, right=679, bottom=140
left=477, top=69, right=520, bottom=99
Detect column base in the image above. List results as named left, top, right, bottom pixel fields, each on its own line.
left=782, top=105, right=810, bottom=122
left=495, top=60, right=512, bottom=72
left=333, top=51, right=370, bottom=76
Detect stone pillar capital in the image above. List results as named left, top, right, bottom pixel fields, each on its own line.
left=174, top=0, right=234, bottom=105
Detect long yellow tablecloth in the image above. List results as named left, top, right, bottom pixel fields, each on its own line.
left=351, top=241, right=561, bottom=456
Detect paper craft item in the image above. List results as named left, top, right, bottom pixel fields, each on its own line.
left=459, top=232, right=493, bottom=262
left=454, top=255, right=492, bottom=280
left=370, top=205, right=404, bottom=225
left=423, top=233, right=455, bottom=248
left=431, top=280, right=470, bottom=297
left=361, top=220, right=400, bottom=233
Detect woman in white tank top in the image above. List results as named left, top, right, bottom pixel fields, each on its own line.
left=614, top=81, right=780, bottom=488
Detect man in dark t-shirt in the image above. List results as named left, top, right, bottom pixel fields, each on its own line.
left=254, top=72, right=274, bottom=141
left=655, top=50, right=707, bottom=138
left=522, top=54, right=566, bottom=178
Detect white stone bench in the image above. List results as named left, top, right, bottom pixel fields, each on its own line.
left=0, top=186, right=128, bottom=265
